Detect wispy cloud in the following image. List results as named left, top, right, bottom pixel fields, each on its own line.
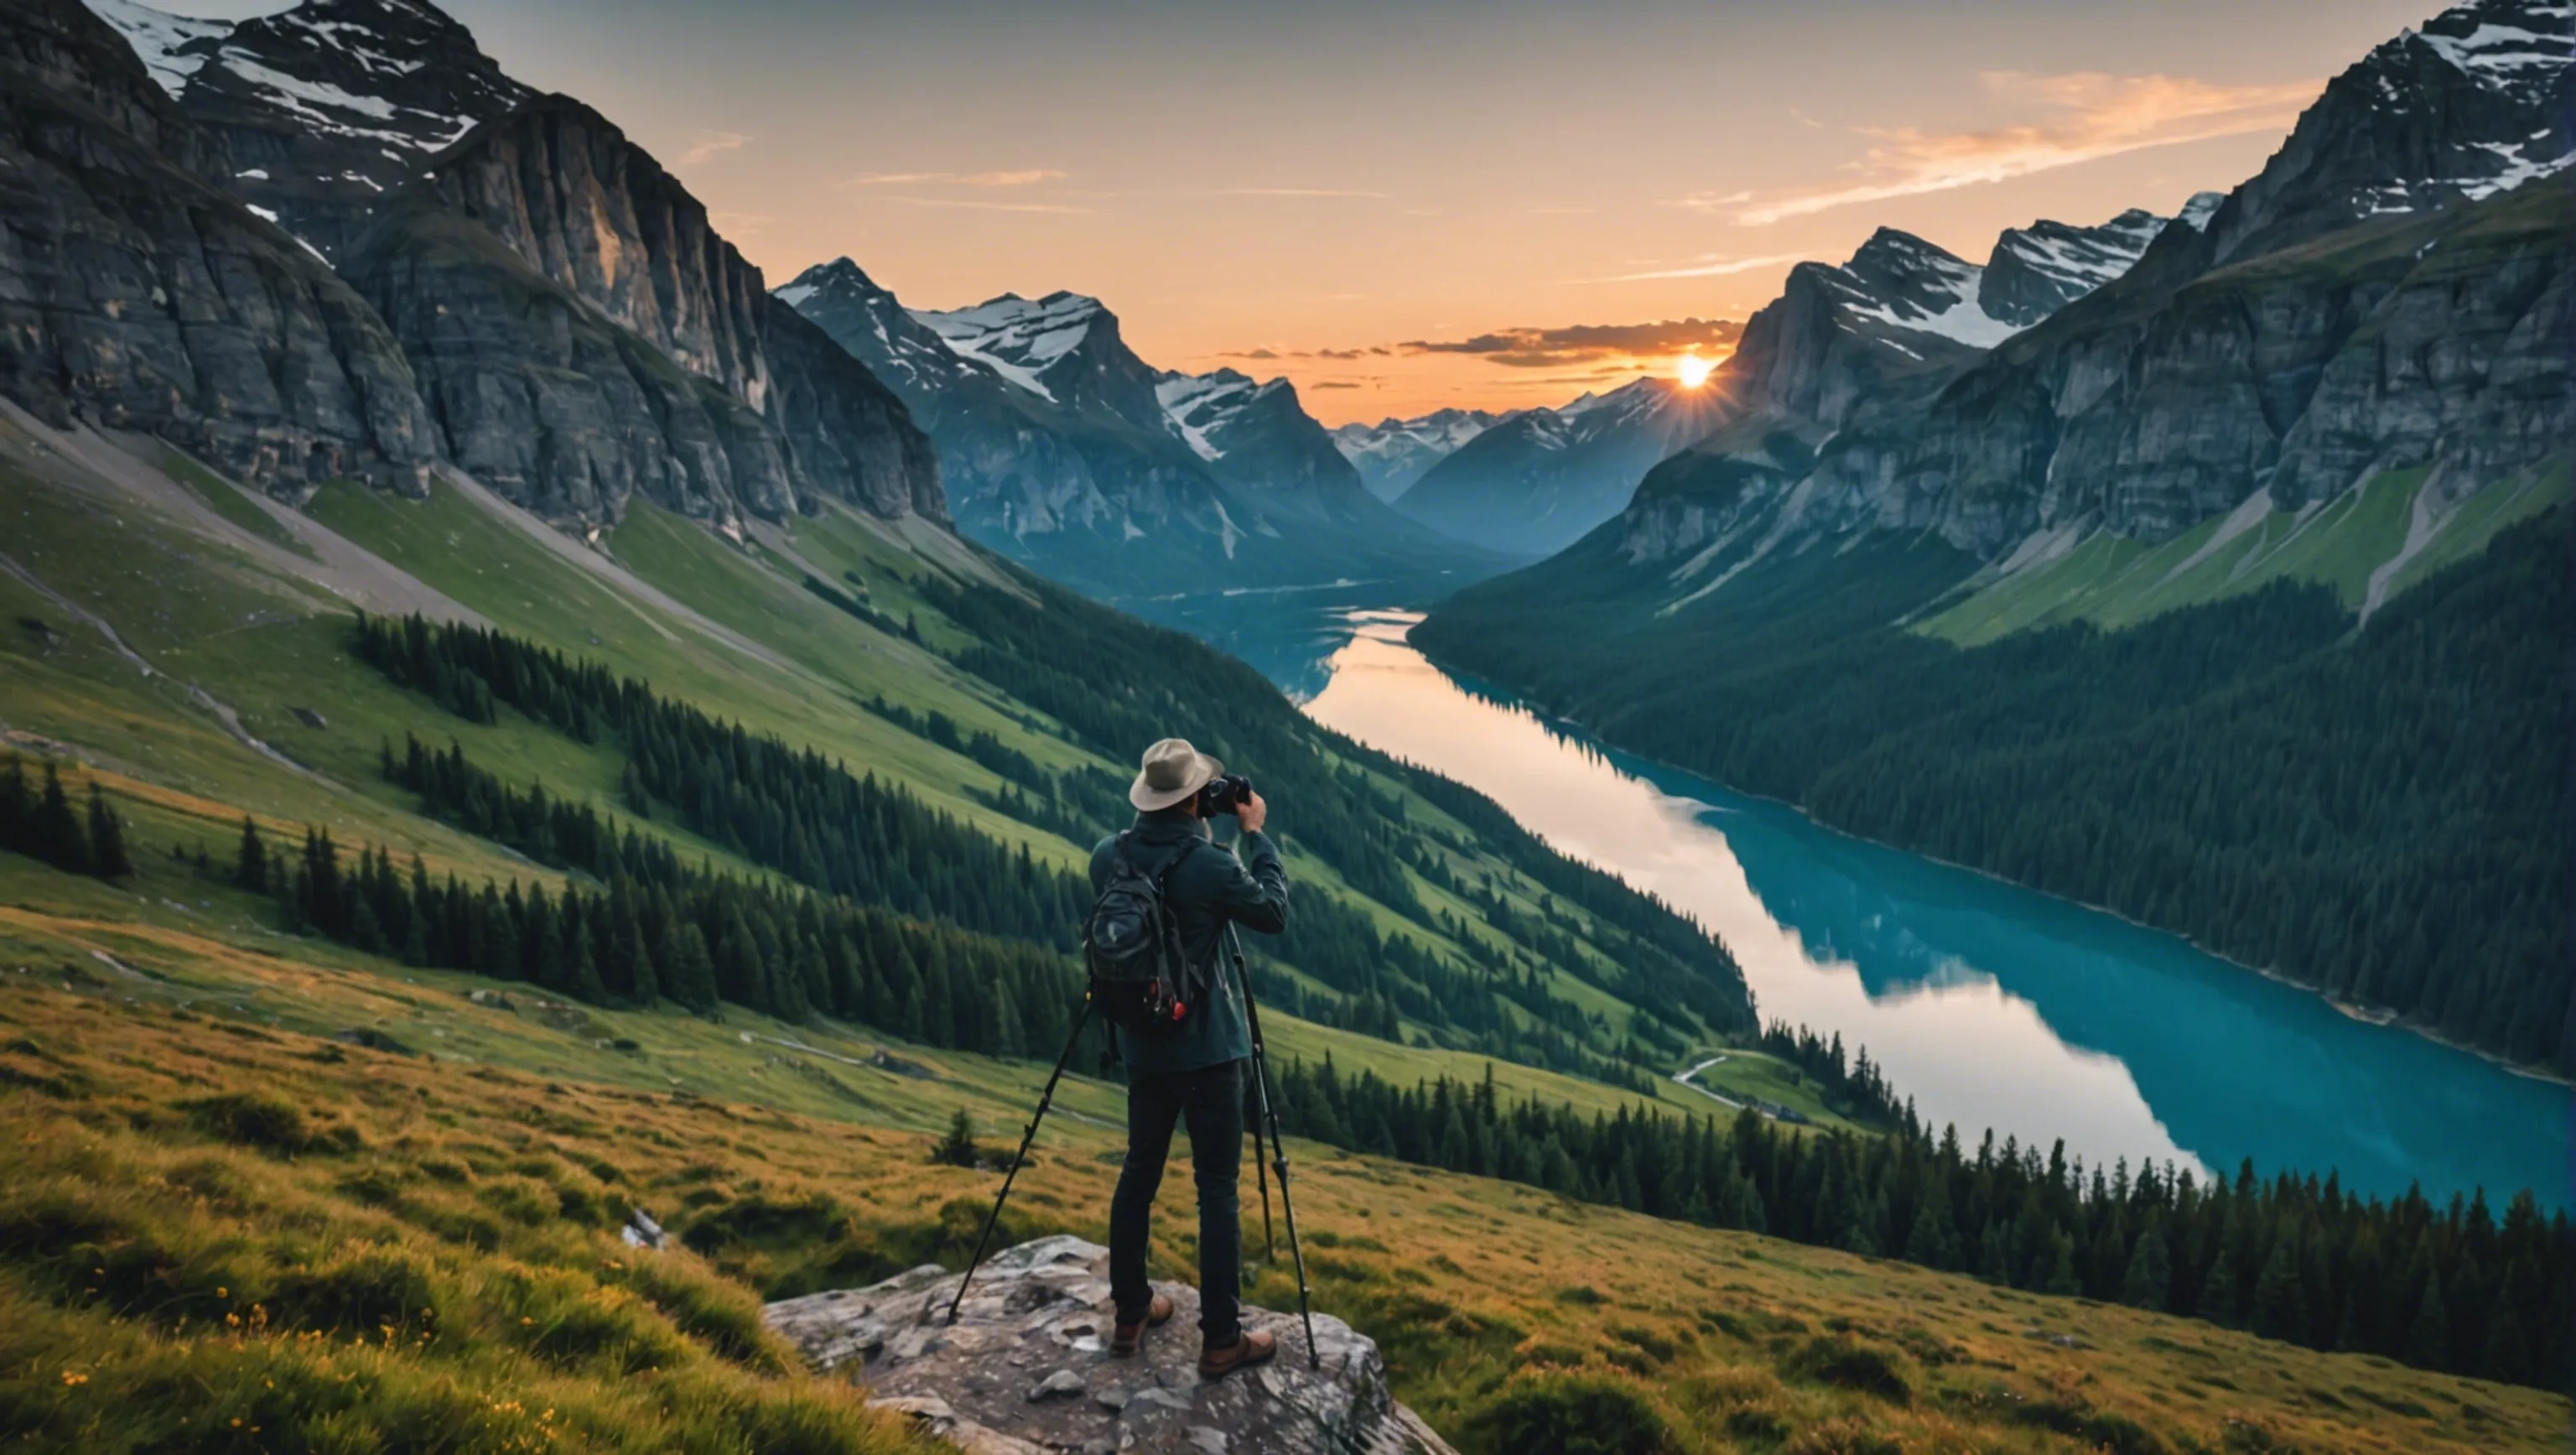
left=846, top=169, right=1067, bottom=187
left=1722, top=71, right=2317, bottom=226
left=678, top=131, right=750, bottom=166
left=1400, top=319, right=1743, bottom=369
left=1220, top=345, right=1393, bottom=361
left=1220, top=187, right=1389, bottom=199
left=870, top=195, right=1093, bottom=215
left=1584, top=254, right=1803, bottom=283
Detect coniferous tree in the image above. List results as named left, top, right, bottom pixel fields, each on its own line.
left=2251, top=1235, right=2309, bottom=1342
left=665, top=923, right=719, bottom=1016
left=234, top=817, right=268, bottom=893
left=934, top=1108, right=980, bottom=1168
left=2407, top=1269, right=2452, bottom=1370
left=85, top=784, right=130, bottom=878
left=0, top=754, right=30, bottom=850
left=2122, top=1223, right=2172, bottom=1312
left=29, top=763, right=87, bottom=874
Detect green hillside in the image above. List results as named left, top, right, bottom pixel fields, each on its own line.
left=1921, top=459, right=2569, bottom=646
left=0, top=408, right=1758, bottom=1099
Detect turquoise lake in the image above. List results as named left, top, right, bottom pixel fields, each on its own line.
left=1128, top=586, right=2573, bottom=1210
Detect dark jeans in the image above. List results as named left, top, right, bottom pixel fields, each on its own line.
left=1109, top=1057, right=1244, bottom=1346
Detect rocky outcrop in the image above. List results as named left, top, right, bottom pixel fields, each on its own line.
left=0, top=0, right=435, bottom=497
left=766, top=1237, right=1456, bottom=1455
left=343, top=96, right=939, bottom=526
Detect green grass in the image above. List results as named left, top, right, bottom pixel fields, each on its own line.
left=1919, top=461, right=2565, bottom=645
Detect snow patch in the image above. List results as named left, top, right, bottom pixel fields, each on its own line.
left=83, top=0, right=229, bottom=98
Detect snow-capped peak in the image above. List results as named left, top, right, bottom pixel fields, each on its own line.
left=2175, top=191, right=2226, bottom=232
left=1824, top=230, right=2020, bottom=350
left=1979, top=206, right=2176, bottom=326
left=2407, top=0, right=2574, bottom=96
left=84, top=0, right=230, bottom=97
left=910, top=290, right=1109, bottom=403
left=1331, top=408, right=1507, bottom=501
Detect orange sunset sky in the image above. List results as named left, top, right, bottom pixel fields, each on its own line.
left=194, top=0, right=2434, bottom=424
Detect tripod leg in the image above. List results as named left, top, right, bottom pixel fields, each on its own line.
left=1228, top=928, right=1321, bottom=1369
left=946, top=1000, right=1091, bottom=1326
left=1237, top=948, right=1277, bottom=1263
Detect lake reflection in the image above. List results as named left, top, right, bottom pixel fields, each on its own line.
left=1152, top=600, right=2569, bottom=1207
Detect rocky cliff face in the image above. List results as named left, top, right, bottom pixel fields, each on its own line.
left=0, top=0, right=434, bottom=496
left=91, top=0, right=537, bottom=261
left=344, top=97, right=939, bottom=527
left=765, top=1237, right=1457, bottom=1455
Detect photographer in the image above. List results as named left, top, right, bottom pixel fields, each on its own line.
left=1093, top=736, right=1288, bottom=1377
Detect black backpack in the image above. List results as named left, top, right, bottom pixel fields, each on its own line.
left=1083, top=834, right=1205, bottom=1034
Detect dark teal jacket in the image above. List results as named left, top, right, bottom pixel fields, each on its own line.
left=1089, top=808, right=1288, bottom=1075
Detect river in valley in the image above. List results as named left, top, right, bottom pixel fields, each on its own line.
left=1130, top=587, right=2571, bottom=1210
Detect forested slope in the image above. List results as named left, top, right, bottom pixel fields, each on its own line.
left=1418, top=508, right=2570, bottom=1068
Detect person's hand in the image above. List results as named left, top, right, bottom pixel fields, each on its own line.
left=1236, top=789, right=1268, bottom=836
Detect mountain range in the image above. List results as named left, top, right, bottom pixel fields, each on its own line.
left=1357, top=198, right=2198, bottom=559
left=1418, top=0, right=2574, bottom=1070
left=780, top=262, right=1502, bottom=597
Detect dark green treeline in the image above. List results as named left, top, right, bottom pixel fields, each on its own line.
left=0, top=755, right=131, bottom=881
left=1267, top=1057, right=2574, bottom=1390
left=227, top=815, right=1075, bottom=1058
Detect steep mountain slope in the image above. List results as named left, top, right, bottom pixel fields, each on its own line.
left=1330, top=408, right=1503, bottom=501
left=1394, top=379, right=1710, bottom=558
left=1419, top=0, right=2576, bottom=1068
left=3, top=0, right=435, bottom=496
left=341, top=97, right=939, bottom=527
left=782, top=262, right=1511, bottom=596
left=1978, top=204, right=2190, bottom=325
left=87, top=0, right=536, bottom=259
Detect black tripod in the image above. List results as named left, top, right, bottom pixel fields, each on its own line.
left=945, top=997, right=1092, bottom=1325
left=943, top=934, right=1321, bottom=1370
left=1227, top=921, right=1322, bottom=1369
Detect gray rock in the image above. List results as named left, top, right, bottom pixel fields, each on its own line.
left=765, top=1235, right=1457, bottom=1455
left=1030, top=1369, right=1087, bottom=1401
left=340, top=96, right=940, bottom=530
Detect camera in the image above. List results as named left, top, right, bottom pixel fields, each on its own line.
left=1195, top=772, right=1255, bottom=817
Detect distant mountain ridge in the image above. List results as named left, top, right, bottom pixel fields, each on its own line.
left=782, top=259, right=1509, bottom=595
left=1388, top=199, right=2188, bottom=560
left=1390, top=378, right=1711, bottom=558
left=1331, top=408, right=1504, bottom=501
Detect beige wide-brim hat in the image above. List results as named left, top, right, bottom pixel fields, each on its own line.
left=1130, top=736, right=1224, bottom=812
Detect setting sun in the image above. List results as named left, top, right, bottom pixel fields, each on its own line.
left=1675, top=351, right=1717, bottom=388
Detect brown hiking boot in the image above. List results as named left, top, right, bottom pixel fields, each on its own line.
left=1197, top=1328, right=1277, bottom=1379
left=1110, top=1294, right=1174, bottom=1357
